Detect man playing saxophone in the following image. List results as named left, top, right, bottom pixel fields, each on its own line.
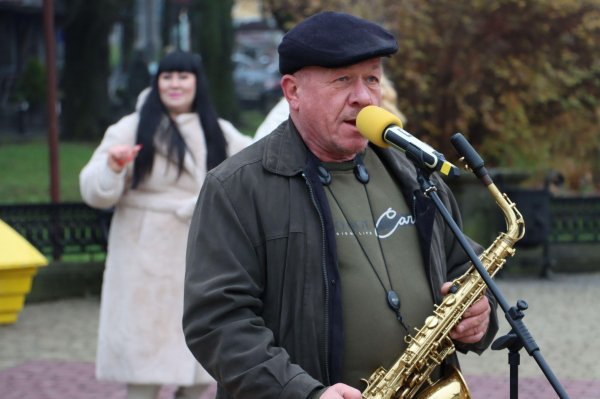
left=184, top=11, right=498, bottom=399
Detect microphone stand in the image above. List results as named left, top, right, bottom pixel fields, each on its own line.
left=413, top=161, right=569, bottom=399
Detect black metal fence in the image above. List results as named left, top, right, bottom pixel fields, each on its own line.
left=0, top=106, right=48, bottom=137
left=505, top=193, right=600, bottom=247
left=0, top=203, right=112, bottom=260
left=2, top=195, right=598, bottom=270
left=549, top=197, right=600, bottom=243
left=504, top=188, right=600, bottom=276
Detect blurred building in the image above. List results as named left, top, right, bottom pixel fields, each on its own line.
left=0, top=0, right=283, bottom=137
left=232, top=0, right=284, bottom=110
left=135, top=0, right=162, bottom=63
left=233, top=0, right=261, bottom=21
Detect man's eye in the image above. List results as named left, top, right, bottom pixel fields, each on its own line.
left=367, top=76, right=378, bottom=83
left=337, top=77, right=347, bottom=82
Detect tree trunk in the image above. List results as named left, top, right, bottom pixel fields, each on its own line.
left=121, top=0, right=136, bottom=72
left=161, top=0, right=175, bottom=52
left=61, top=0, right=123, bottom=141
left=190, top=0, right=239, bottom=123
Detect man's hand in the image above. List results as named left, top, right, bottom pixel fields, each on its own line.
left=320, top=384, right=362, bottom=399
left=441, top=282, right=491, bottom=344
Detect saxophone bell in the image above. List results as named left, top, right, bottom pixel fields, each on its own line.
left=415, top=365, right=471, bottom=399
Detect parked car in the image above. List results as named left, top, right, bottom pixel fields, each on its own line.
left=233, top=53, right=283, bottom=112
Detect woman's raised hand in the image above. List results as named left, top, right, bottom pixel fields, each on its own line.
left=107, top=144, right=143, bottom=173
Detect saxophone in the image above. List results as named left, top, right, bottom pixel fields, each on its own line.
left=361, top=167, right=525, bottom=399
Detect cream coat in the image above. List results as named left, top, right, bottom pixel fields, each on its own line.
left=80, top=91, right=252, bottom=385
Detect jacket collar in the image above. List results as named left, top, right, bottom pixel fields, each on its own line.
left=262, top=116, right=422, bottom=194
left=262, top=117, right=307, bottom=176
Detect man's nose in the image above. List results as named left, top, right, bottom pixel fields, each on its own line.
left=349, top=80, right=372, bottom=107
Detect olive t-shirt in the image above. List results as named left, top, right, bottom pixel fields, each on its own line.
left=322, top=146, right=438, bottom=391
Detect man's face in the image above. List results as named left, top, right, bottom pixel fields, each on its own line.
left=294, top=58, right=382, bottom=160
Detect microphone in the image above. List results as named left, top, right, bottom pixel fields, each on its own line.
left=356, top=106, right=459, bottom=178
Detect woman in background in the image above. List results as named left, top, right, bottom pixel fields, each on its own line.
left=80, top=51, right=251, bottom=399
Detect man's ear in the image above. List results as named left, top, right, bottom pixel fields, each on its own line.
left=281, top=74, right=300, bottom=111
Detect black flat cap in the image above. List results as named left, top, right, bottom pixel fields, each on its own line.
left=278, top=11, right=399, bottom=75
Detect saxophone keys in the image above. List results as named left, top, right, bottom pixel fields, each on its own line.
left=444, top=294, right=456, bottom=306
left=360, top=378, right=371, bottom=391
left=398, top=387, right=410, bottom=399
left=459, top=157, right=473, bottom=172
left=425, top=315, right=438, bottom=329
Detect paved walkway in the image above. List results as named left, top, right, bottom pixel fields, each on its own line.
left=2, top=361, right=599, bottom=399
left=457, top=273, right=600, bottom=382
left=1, top=273, right=599, bottom=398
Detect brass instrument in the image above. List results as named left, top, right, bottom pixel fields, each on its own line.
left=361, top=164, right=525, bottom=399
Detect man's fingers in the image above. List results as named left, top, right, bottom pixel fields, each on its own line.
left=451, top=318, right=488, bottom=339
left=442, top=283, right=491, bottom=344
left=451, top=313, right=489, bottom=338
left=334, top=383, right=362, bottom=399
left=453, top=330, right=486, bottom=344
left=339, top=387, right=362, bottom=399
left=462, top=310, right=489, bottom=331
left=322, top=384, right=362, bottom=399
left=463, top=296, right=489, bottom=318
left=440, top=282, right=452, bottom=296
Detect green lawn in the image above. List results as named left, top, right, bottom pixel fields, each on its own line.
left=0, top=140, right=98, bottom=204
left=0, top=111, right=265, bottom=205
left=237, top=110, right=267, bottom=137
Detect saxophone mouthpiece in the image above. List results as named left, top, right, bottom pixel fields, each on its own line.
left=451, top=134, right=487, bottom=178
left=452, top=134, right=492, bottom=186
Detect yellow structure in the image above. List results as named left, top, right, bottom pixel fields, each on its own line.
left=0, top=219, right=48, bottom=324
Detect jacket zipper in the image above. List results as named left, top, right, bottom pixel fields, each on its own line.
left=302, top=173, right=331, bottom=386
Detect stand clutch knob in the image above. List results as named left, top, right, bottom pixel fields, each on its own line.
left=517, top=300, right=529, bottom=311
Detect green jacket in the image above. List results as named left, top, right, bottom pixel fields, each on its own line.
left=183, top=119, right=499, bottom=399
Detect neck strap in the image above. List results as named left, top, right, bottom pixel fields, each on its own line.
left=316, top=153, right=370, bottom=185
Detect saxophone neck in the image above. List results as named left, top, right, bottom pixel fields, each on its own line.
left=487, top=183, right=525, bottom=242
left=452, top=133, right=524, bottom=243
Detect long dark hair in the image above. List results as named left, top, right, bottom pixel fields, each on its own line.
left=132, top=51, right=227, bottom=188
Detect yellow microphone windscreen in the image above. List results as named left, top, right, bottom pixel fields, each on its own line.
left=356, top=106, right=403, bottom=148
